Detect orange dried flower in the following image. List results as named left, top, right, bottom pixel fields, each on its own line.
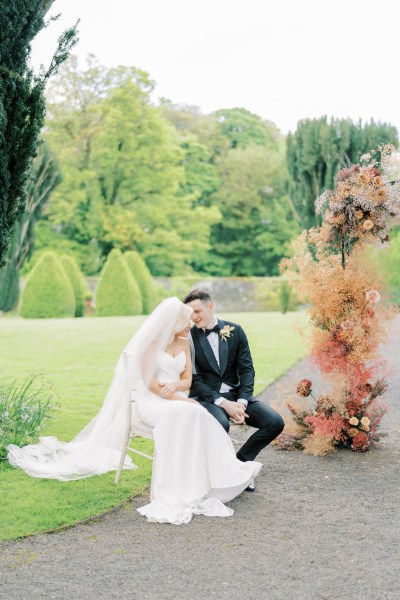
left=362, top=220, right=374, bottom=231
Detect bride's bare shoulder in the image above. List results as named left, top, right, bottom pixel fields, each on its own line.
left=178, top=338, right=190, bottom=351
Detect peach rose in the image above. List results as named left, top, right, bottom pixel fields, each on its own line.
left=359, top=173, right=370, bottom=184
left=349, top=417, right=359, bottom=426
left=373, top=176, right=384, bottom=186
left=361, top=416, right=371, bottom=427
left=355, top=210, right=364, bottom=219
left=342, top=185, right=352, bottom=196
left=362, top=220, right=374, bottom=231
left=349, top=428, right=359, bottom=437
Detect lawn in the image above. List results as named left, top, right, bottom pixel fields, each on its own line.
left=0, top=312, right=306, bottom=542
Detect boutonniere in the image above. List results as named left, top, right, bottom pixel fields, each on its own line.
left=219, top=325, right=235, bottom=342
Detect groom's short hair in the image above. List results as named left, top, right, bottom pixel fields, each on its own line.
left=183, top=288, right=212, bottom=304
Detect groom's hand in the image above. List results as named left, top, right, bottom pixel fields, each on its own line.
left=220, top=400, right=248, bottom=424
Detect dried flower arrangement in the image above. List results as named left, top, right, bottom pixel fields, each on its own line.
left=277, top=145, right=400, bottom=455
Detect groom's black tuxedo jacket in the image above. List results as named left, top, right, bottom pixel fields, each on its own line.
left=189, top=319, right=255, bottom=404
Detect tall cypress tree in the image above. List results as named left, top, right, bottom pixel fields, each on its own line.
left=287, top=117, right=398, bottom=229
left=0, top=1, right=78, bottom=266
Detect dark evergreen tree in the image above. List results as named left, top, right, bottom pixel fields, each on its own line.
left=0, top=145, right=61, bottom=311
left=286, top=117, right=398, bottom=229
left=0, top=0, right=78, bottom=266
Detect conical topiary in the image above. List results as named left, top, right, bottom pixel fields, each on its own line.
left=20, top=252, right=75, bottom=318
left=95, top=249, right=142, bottom=316
left=124, top=251, right=154, bottom=314
left=60, top=255, right=88, bottom=317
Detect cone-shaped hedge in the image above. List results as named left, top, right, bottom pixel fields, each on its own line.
left=95, top=249, right=142, bottom=316
left=20, top=252, right=75, bottom=318
left=124, top=251, right=154, bottom=314
left=60, top=255, right=88, bottom=317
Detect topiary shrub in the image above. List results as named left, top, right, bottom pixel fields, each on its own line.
left=60, top=255, right=88, bottom=317
left=124, top=251, right=154, bottom=314
left=95, top=249, right=141, bottom=316
left=19, top=252, right=75, bottom=318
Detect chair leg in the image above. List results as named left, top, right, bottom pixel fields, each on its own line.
left=115, top=399, right=133, bottom=484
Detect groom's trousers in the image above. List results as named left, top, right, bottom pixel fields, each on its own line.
left=197, top=399, right=284, bottom=462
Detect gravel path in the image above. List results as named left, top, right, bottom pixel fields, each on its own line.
left=1, top=319, right=400, bottom=600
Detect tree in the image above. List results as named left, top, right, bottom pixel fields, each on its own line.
left=0, top=145, right=61, bottom=311
left=95, top=249, right=141, bottom=316
left=0, top=1, right=78, bottom=266
left=124, top=251, right=153, bottom=314
left=212, top=107, right=280, bottom=151
left=41, top=57, right=220, bottom=276
left=286, top=117, right=399, bottom=229
left=209, top=144, right=298, bottom=275
left=60, top=255, right=88, bottom=317
left=20, top=251, right=75, bottom=318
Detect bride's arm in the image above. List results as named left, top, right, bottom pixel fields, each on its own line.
left=158, top=344, right=194, bottom=400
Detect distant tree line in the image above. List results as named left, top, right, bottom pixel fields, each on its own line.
left=0, top=52, right=398, bottom=312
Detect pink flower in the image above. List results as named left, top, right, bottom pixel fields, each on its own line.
left=340, top=319, right=354, bottom=331
left=351, top=431, right=370, bottom=452
left=296, top=379, right=312, bottom=397
left=366, top=290, right=381, bottom=303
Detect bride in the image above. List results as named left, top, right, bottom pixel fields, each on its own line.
left=8, top=297, right=261, bottom=524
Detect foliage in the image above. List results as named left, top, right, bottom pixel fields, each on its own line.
left=124, top=251, right=154, bottom=313
left=213, top=107, right=280, bottom=151
left=279, top=280, right=292, bottom=314
left=39, top=56, right=219, bottom=276
left=95, top=249, right=141, bottom=316
left=0, top=145, right=62, bottom=311
left=286, top=117, right=399, bottom=229
left=0, top=375, right=57, bottom=461
left=373, top=227, right=400, bottom=303
left=0, top=1, right=78, bottom=266
left=19, top=251, right=75, bottom=318
left=60, top=255, right=88, bottom=317
left=209, top=144, right=299, bottom=275
left=277, top=146, right=400, bottom=454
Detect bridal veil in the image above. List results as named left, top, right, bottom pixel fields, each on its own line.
left=7, top=297, right=192, bottom=481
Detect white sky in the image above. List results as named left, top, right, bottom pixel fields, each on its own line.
left=31, top=0, right=400, bottom=134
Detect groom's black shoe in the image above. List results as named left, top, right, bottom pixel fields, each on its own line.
left=245, top=483, right=256, bottom=492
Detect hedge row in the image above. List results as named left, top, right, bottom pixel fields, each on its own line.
left=20, top=250, right=155, bottom=319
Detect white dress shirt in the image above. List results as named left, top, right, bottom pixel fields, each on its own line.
left=204, top=318, right=248, bottom=409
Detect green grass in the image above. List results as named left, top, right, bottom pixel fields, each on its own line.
left=0, top=312, right=306, bottom=542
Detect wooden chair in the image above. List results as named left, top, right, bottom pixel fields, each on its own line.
left=115, top=389, right=250, bottom=484
left=115, top=387, right=153, bottom=484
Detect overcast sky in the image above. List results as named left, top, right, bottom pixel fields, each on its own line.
left=31, top=0, right=400, bottom=134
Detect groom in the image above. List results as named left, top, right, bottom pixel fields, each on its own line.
left=183, top=289, right=284, bottom=474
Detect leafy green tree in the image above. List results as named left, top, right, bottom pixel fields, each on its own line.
left=287, top=117, right=399, bottom=229
left=0, top=1, right=78, bottom=266
left=20, top=251, right=75, bottom=318
left=0, top=145, right=61, bottom=311
left=40, top=57, right=219, bottom=276
left=95, top=249, right=141, bottom=316
left=209, top=144, right=298, bottom=275
left=213, top=108, right=280, bottom=151
left=60, top=255, right=88, bottom=317
left=124, top=251, right=153, bottom=313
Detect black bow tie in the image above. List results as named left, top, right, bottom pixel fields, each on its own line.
left=204, top=324, right=220, bottom=336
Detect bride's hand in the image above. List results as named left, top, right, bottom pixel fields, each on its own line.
left=159, top=382, right=178, bottom=398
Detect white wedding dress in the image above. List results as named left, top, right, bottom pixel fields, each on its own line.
left=136, top=350, right=262, bottom=525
